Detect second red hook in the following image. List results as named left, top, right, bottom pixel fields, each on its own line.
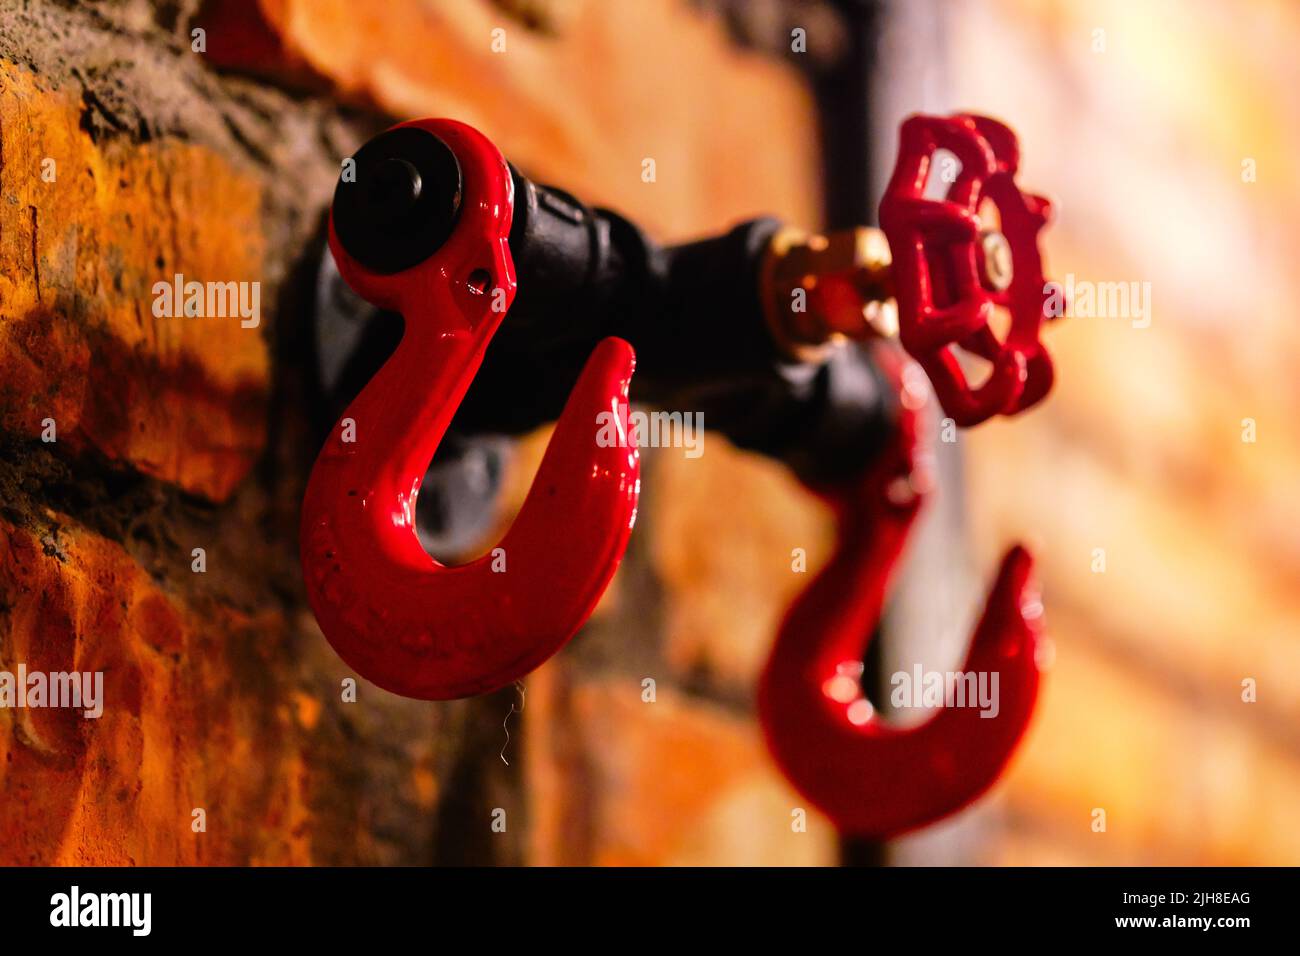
left=758, top=348, right=1046, bottom=838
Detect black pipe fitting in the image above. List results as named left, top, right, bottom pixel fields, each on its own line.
left=322, top=126, right=898, bottom=489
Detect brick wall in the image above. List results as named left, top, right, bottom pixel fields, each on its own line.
left=942, top=0, right=1300, bottom=865
left=0, top=0, right=832, bottom=865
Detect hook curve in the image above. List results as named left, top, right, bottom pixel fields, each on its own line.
left=301, top=119, right=640, bottom=700
left=757, top=347, right=1044, bottom=838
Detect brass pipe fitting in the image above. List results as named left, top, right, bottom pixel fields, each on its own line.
left=760, top=224, right=1015, bottom=362
left=760, top=225, right=897, bottom=363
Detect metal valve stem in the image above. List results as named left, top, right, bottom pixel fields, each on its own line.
left=760, top=224, right=1016, bottom=362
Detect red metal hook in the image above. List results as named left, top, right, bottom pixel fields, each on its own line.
left=301, top=119, right=640, bottom=700
left=757, top=347, right=1045, bottom=838
left=880, top=113, right=1055, bottom=427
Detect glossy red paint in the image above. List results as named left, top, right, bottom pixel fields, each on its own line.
left=302, top=119, right=640, bottom=700
left=758, top=345, right=1045, bottom=838
left=880, top=113, right=1055, bottom=427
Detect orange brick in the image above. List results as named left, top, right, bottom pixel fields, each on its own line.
left=647, top=440, right=833, bottom=695
left=0, top=60, right=268, bottom=502
left=198, top=0, right=822, bottom=238
left=0, top=515, right=307, bottom=865
left=524, top=663, right=837, bottom=866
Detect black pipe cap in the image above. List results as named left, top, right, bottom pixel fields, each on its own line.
left=332, top=126, right=463, bottom=275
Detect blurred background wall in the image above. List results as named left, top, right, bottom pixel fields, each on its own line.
left=938, top=0, right=1300, bottom=865
left=0, top=0, right=1295, bottom=866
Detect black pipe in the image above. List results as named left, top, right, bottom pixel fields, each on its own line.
left=328, top=126, right=896, bottom=487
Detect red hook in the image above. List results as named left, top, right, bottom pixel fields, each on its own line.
left=757, top=346, right=1045, bottom=838
left=301, top=119, right=640, bottom=700
left=880, top=113, right=1055, bottom=427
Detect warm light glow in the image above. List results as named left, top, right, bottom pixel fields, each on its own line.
left=823, top=675, right=859, bottom=704
left=847, top=699, right=874, bottom=726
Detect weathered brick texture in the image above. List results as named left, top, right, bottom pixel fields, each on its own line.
left=0, top=58, right=268, bottom=501
left=1, top=0, right=827, bottom=865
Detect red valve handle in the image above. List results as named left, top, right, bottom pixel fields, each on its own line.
left=757, top=345, right=1045, bottom=838
left=301, top=119, right=640, bottom=700
left=880, top=113, right=1055, bottom=427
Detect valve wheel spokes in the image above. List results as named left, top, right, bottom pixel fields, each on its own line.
left=301, top=119, right=640, bottom=700
left=880, top=113, right=1056, bottom=427
left=757, top=345, right=1045, bottom=838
